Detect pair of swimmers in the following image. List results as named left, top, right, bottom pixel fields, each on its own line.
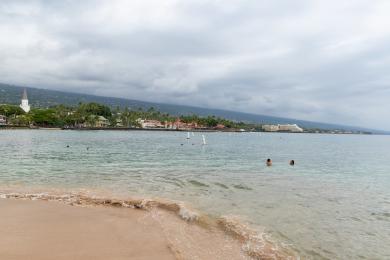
left=266, top=159, right=294, bottom=166
left=66, top=145, right=90, bottom=150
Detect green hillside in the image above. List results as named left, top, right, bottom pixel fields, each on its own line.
left=0, top=83, right=387, bottom=133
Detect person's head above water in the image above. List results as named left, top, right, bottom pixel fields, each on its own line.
left=266, top=158, right=272, bottom=166
left=290, top=160, right=295, bottom=166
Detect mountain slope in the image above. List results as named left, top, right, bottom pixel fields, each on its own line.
left=0, top=83, right=386, bottom=133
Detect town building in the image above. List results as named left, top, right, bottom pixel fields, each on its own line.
left=171, top=118, right=198, bottom=130
left=95, top=116, right=110, bottom=127
left=0, top=115, right=7, bottom=126
left=137, top=118, right=205, bottom=130
left=115, top=118, right=124, bottom=127
left=215, top=124, right=225, bottom=129
left=164, top=121, right=175, bottom=129
left=20, top=89, right=31, bottom=113
left=83, top=115, right=110, bottom=128
left=137, top=119, right=164, bottom=128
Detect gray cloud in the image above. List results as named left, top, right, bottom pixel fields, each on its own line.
left=1, top=0, right=390, bottom=129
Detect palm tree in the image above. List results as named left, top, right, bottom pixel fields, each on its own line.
left=87, top=115, right=98, bottom=127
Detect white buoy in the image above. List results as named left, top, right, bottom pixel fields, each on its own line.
left=202, top=134, right=207, bottom=145
left=187, top=132, right=190, bottom=139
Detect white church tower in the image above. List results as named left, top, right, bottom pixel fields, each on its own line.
left=20, top=88, right=31, bottom=113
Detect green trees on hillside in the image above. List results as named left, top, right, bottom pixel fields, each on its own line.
left=179, top=114, right=250, bottom=129
left=30, top=109, right=64, bottom=127
left=77, top=103, right=112, bottom=118
left=0, top=102, right=256, bottom=130
left=0, top=104, right=24, bottom=116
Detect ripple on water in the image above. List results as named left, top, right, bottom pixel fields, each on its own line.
left=158, top=177, right=185, bottom=188
left=214, top=182, right=229, bottom=189
left=350, top=216, right=363, bottom=222
left=371, top=212, right=390, bottom=221
left=232, top=184, right=252, bottom=190
left=188, top=180, right=209, bottom=187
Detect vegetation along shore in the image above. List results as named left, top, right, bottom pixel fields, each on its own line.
left=0, top=102, right=373, bottom=134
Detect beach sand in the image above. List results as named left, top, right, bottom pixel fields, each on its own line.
left=0, top=199, right=175, bottom=260
left=0, top=193, right=290, bottom=260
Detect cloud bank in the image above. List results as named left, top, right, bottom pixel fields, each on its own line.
left=1, top=0, right=390, bottom=129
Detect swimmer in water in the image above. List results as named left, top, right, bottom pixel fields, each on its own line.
left=290, top=160, right=295, bottom=166
left=266, top=158, right=272, bottom=166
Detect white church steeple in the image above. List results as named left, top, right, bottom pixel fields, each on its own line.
left=20, top=88, right=30, bottom=113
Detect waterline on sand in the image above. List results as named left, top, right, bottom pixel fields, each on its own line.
left=0, top=189, right=296, bottom=260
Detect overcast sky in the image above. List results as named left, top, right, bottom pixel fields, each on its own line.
left=1, top=1, right=390, bottom=129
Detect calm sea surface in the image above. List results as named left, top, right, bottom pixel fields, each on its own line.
left=1, top=130, right=389, bottom=259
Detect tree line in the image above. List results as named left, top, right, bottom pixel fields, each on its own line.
left=0, top=103, right=260, bottom=130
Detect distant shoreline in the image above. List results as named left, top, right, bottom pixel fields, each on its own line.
left=62, top=127, right=241, bottom=132
left=0, top=125, right=242, bottom=133
left=0, top=125, right=382, bottom=135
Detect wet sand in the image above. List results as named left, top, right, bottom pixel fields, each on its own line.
left=0, top=199, right=175, bottom=260
left=0, top=192, right=291, bottom=259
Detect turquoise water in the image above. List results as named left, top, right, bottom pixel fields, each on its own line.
left=1, top=130, right=390, bottom=259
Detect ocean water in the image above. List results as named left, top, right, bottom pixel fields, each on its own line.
left=1, top=130, right=389, bottom=259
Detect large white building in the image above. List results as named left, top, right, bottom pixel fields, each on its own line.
left=262, top=124, right=303, bottom=132
left=278, top=124, right=303, bottom=132
left=20, top=89, right=30, bottom=113
left=262, top=124, right=280, bottom=132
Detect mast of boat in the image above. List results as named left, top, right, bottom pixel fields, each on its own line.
left=202, top=134, right=207, bottom=145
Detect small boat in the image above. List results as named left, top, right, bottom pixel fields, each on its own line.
left=202, top=134, right=207, bottom=145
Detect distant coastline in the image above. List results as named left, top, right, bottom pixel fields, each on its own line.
left=0, top=87, right=377, bottom=135
left=0, top=125, right=378, bottom=135
left=1, top=83, right=386, bottom=134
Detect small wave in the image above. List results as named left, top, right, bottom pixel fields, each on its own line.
left=383, top=212, right=390, bottom=218
left=214, top=182, right=229, bottom=189
left=0, top=190, right=296, bottom=259
left=218, top=216, right=295, bottom=259
left=188, top=180, right=209, bottom=187
left=233, top=184, right=253, bottom=190
left=0, top=191, right=201, bottom=223
left=350, top=216, right=362, bottom=222
left=162, top=179, right=184, bottom=188
left=371, top=212, right=390, bottom=221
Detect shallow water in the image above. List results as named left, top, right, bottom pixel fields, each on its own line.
left=1, top=130, right=390, bottom=259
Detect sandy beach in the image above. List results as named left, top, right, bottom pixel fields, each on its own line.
left=0, top=195, right=260, bottom=260
left=0, top=199, right=175, bottom=260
